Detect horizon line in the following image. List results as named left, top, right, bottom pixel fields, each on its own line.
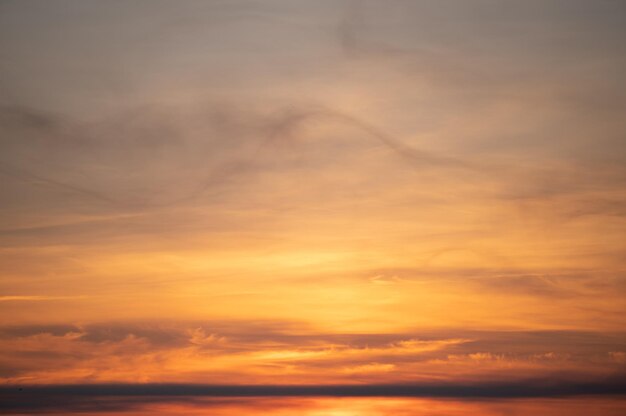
left=3, top=379, right=626, bottom=399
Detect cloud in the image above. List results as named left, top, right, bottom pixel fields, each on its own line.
left=0, top=321, right=624, bottom=386
left=0, top=104, right=262, bottom=210
left=0, top=101, right=479, bottom=213
left=0, top=296, right=86, bottom=302
left=1, top=376, right=625, bottom=414
left=0, top=2, right=625, bottom=410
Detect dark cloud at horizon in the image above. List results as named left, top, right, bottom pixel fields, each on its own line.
left=1, top=377, right=626, bottom=414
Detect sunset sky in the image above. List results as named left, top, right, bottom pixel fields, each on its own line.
left=0, top=1, right=625, bottom=414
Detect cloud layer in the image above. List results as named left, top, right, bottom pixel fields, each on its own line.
left=1, top=1, right=625, bottom=413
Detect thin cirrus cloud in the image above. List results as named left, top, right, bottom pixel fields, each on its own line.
left=0, top=296, right=86, bottom=302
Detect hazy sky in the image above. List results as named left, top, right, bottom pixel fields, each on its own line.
left=1, top=1, right=625, bottom=414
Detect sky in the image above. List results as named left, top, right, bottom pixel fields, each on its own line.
left=0, top=0, right=625, bottom=414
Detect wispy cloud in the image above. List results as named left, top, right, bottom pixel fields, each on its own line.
left=0, top=296, right=86, bottom=302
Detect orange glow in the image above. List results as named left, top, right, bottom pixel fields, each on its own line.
left=1, top=1, right=625, bottom=414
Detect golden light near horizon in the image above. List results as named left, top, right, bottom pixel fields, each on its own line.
left=0, top=1, right=625, bottom=415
